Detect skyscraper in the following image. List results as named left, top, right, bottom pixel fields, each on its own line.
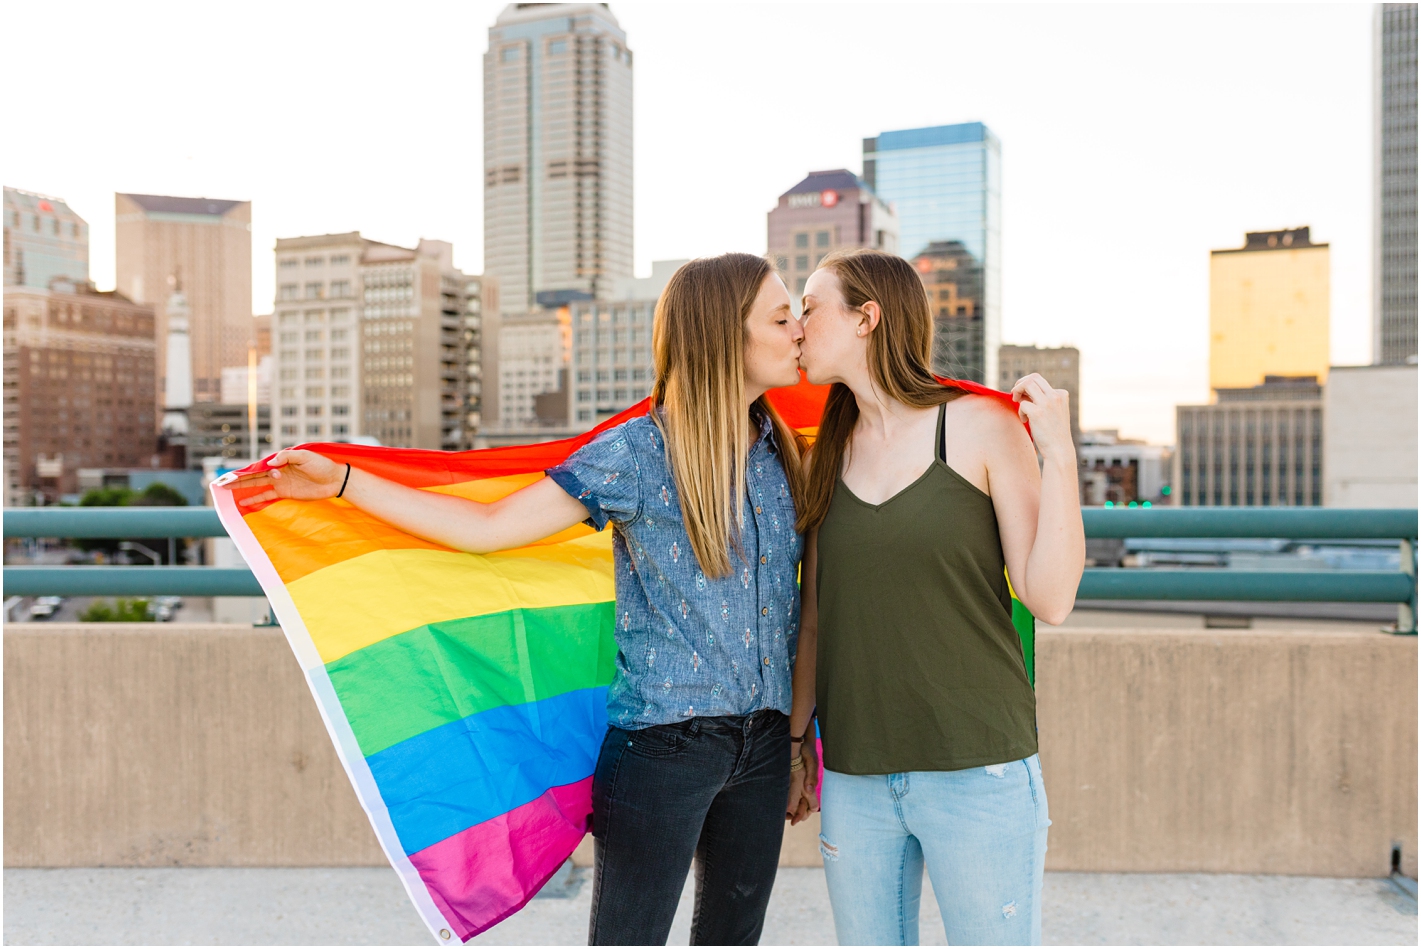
left=3, top=187, right=89, bottom=289
left=271, top=233, right=473, bottom=452
left=484, top=3, right=634, bottom=315
left=1375, top=3, right=1418, bottom=365
left=863, top=123, right=1001, bottom=383
left=767, top=169, right=898, bottom=299
left=115, top=193, right=253, bottom=407
left=1209, top=227, right=1330, bottom=392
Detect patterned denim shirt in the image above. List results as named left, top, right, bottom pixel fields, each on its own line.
left=547, top=410, right=803, bottom=729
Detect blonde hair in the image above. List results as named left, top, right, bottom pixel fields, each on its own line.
left=797, top=248, right=964, bottom=532
left=651, top=254, right=805, bottom=578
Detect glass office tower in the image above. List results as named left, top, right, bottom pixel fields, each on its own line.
left=864, top=123, right=1001, bottom=384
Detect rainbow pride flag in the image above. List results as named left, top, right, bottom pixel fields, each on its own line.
left=210, top=376, right=1031, bottom=943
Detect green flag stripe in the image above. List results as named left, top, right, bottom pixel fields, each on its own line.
left=327, top=601, right=618, bottom=757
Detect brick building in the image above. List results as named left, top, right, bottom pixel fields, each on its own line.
left=3, top=282, right=157, bottom=504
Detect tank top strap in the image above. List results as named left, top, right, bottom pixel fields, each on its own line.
left=934, top=401, right=947, bottom=464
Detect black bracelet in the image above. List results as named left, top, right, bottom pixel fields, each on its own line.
left=336, top=463, right=352, bottom=498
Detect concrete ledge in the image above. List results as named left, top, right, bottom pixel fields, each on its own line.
left=1037, top=626, right=1417, bottom=878
left=5, top=624, right=1416, bottom=877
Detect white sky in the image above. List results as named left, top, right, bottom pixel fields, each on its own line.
left=6, top=2, right=1377, bottom=444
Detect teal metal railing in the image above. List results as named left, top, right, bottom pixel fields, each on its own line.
left=4, top=506, right=1417, bottom=630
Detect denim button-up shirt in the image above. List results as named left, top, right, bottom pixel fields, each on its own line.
left=547, top=410, right=803, bottom=729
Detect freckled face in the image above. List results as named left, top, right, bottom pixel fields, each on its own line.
left=798, top=268, right=864, bottom=386
left=743, top=273, right=804, bottom=391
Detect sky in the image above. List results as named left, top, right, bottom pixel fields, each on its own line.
left=5, top=2, right=1378, bottom=444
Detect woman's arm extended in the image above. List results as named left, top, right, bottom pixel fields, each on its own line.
left=986, top=374, right=1086, bottom=626
left=233, top=448, right=591, bottom=554
left=787, top=527, right=820, bottom=823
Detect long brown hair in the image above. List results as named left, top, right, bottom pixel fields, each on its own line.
left=797, top=248, right=965, bottom=532
left=651, top=253, right=806, bottom=578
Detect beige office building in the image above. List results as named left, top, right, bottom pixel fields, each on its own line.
left=3, top=282, right=157, bottom=504
left=496, top=309, right=571, bottom=429
left=115, top=193, right=253, bottom=409
left=272, top=234, right=473, bottom=451
left=767, top=169, right=897, bottom=301
left=1175, top=376, right=1323, bottom=508
left=1323, top=364, right=1417, bottom=507
left=484, top=3, right=633, bottom=315
left=1209, top=227, right=1330, bottom=393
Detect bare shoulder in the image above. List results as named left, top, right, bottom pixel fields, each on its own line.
left=943, top=392, right=1020, bottom=431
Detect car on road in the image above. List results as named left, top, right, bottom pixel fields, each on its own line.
left=28, top=596, right=64, bottom=620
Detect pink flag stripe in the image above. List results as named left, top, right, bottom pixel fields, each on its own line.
left=409, top=776, right=594, bottom=941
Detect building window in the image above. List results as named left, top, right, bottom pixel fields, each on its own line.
left=332, top=404, right=349, bottom=416
left=306, top=405, right=323, bottom=416
left=306, top=423, right=323, bottom=436
left=305, top=349, right=324, bottom=361
left=816, top=231, right=830, bottom=248
left=577, top=370, right=592, bottom=383
left=501, top=45, right=520, bottom=62
left=305, top=257, right=324, bottom=267
left=305, top=368, right=324, bottom=380
left=331, top=366, right=349, bottom=379
left=796, top=277, right=807, bottom=294
left=280, top=387, right=296, bottom=399
left=280, top=332, right=298, bottom=344
left=305, top=311, right=323, bottom=324
left=578, top=390, right=591, bottom=402
left=331, top=348, right=349, bottom=360
left=279, top=312, right=298, bottom=325
left=330, top=255, right=350, bottom=266
left=578, top=409, right=592, bottom=422
left=281, top=424, right=298, bottom=436
left=279, top=284, right=299, bottom=300
left=549, top=39, right=567, bottom=54
left=330, top=308, right=350, bottom=322
left=795, top=233, right=809, bottom=249
left=281, top=406, right=297, bottom=417
left=306, top=386, right=324, bottom=398
left=279, top=259, right=299, bottom=270
left=330, top=328, right=348, bottom=342
left=305, top=283, right=324, bottom=300
left=333, top=423, right=350, bottom=436
left=280, top=349, right=298, bottom=362
left=795, top=255, right=809, bottom=271
left=331, top=386, right=349, bottom=398
left=330, top=280, right=351, bottom=298
left=280, top=368, right=297, bottom=381
left=304, top=329, right=323, bottom=342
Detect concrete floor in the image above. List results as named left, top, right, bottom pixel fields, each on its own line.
left=4, top=867, right=1415, bottom=946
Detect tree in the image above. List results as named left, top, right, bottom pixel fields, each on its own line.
left=79, top=598, right=152, bottom=622
left=74, top=481, right=189, bottom=560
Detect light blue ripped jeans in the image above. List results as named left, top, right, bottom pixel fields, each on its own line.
left=819, top=755, right=1050, bottom=945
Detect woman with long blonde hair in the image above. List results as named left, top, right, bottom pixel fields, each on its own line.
left=787, top=249, right=1084, bottom=945
left=236, top=253, right=809, bottom=945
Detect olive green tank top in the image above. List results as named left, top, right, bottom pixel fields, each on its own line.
left=815, top=402, right=1038, bottom=775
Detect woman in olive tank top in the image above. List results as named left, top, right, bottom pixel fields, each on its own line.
left=784, top=250, right=1084, bottom=946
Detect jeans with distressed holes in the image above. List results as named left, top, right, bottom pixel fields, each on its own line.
left=588, top=710, right=790, bottom=945
left=819, top=755, right=1050, bottom=945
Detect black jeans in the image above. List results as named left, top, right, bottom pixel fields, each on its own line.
left=588, top=709, right=790, bottom=945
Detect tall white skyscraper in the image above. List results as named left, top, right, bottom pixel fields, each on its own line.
left=484, top=3, right=634, bottom=316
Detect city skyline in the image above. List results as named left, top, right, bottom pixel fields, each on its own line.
left=4, top=2, right=1382, bottom=445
